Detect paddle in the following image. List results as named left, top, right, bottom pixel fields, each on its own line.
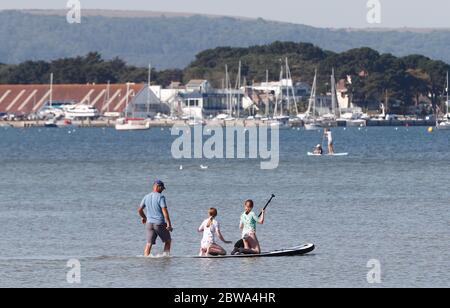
left=258, top=194, right=275, bottom=218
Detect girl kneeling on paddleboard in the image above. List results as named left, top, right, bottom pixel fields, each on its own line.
left=236, top=200, right=265, bottom=255
left=198, top=208, right=232, bottom=256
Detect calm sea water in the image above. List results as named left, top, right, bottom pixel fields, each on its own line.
left=0, top=125, right=448, bottom=288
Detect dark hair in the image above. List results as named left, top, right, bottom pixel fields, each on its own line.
left=245, top=200, right=254, bottom=208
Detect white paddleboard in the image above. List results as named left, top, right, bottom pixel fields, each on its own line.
left=307, top=152, right=349, bottom=156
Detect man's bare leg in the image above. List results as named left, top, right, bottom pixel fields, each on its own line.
left=164, top=240, right=172, bottom=254
left=144, top=243, right=153, bottom=257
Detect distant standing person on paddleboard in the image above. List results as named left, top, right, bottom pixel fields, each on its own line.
left=198, top=208, right=232, bottom=256
left=138, top=180, right=173, bottom=257
left=233, top=200, right=265, bottom=255
left=324, top=128, right=335, bottom=155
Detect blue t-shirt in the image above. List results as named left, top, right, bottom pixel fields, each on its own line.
left=140, top=192, right=167, bottom=225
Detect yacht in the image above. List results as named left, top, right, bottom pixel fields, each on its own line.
left=304, top=122, right=322, bottom=130
left=437, top=121, right=450, bottom=130
left=338, top=110, right=367, bottom=127
left=188, top=119, right=205, bottom=126
left=44, top=118, right=58, bottom=128
left=115, top=118, right=150, bottom=131
left=64, top=104, right=99, bottom=119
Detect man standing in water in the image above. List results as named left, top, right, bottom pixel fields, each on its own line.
left=138, top=180, right=173, bottom=257
left=324, top=128, right=335, bottom=155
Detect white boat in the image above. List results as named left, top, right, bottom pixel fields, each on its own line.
left=188, top=119, right=205, bottom=126
left=104, top=112, right=122, bottom=118
left=267, top=119, right=285, bottom=128
left=302, top=69, right=323, bottom=131
left=304, top=122, right=322, bottom=130
left=115, top=118, right=150, bottom=131
left=346, top=119, right=367, bottom=127
left=437, top=71, right=450, bottom=130
left=44, top=119, right=58, bottom=128
left=338, top=110, right=367, bottom=127
left=64, top=104, right=99, bottom=119
left=321, top=69, right=340, bottom=127
left=437, top=121, right=450, bottom=130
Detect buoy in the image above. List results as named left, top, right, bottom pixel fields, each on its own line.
left=179, top=165, right=183, bottom=170
left=428, top=127, right=433, bottom=133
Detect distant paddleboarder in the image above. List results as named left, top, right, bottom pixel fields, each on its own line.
left=324, top=128, right=335, bottom=155
left=138, top=180, right=173, bottom=257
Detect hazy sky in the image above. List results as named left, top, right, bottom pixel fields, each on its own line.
left=1, top=0, right=450, bottom=28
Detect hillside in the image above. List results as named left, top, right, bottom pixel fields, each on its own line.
left=1, top=10, right=450, bottom=69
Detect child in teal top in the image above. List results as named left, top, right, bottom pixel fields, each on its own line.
left=238, top=199, right=265, bottom=254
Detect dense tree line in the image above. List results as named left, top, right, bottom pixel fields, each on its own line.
left=0, top=42, right=449, bottom=113
left=0, top=52, right=183, bottom=87
left=185, top=42, right=450, bottom=112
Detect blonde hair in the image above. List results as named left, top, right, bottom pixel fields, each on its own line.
left=207, top=208, right=218, bottom=228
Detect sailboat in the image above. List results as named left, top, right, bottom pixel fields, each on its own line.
left=437, top=71, right=450, bottom=130
left=271, top=59, right=297, bottom=128
left=321, top=68, right=340, bottom=127
left=44, top=73, right=59, bottom=128
left=115, top=77, right=151, bottom=131
left=301, top=69, right=322, bottom=130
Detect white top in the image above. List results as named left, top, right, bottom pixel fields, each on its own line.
left=326, top=131, right=333, bottom=143
left=199, top=218, right=221, bottom=247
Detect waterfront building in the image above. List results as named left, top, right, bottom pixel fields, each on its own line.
left=0, top=84, right=146, bottom=118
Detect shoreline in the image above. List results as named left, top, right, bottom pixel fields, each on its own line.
left=0, top=118, right=439, bottom=128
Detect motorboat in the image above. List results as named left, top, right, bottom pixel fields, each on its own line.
left=115, top=118, right=150, bottom=131
left=64, top=104, right=99, bottom=119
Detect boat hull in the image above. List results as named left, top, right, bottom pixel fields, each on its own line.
left=115, top=123, right=150, bottom=131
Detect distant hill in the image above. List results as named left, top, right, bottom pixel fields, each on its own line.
left=1, top=10, right=450, bottom=69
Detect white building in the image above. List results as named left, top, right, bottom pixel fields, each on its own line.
left=124, top=86, right=170, bottom=118
left=252, top=79, right=311, bottom=98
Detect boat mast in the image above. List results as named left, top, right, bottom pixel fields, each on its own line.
left=147, top=64, right=151, bottom=115
left=331, top=68, right=340, bottom=118
left=447, top=71, right=449, bottom=115
left=385, top=90, right=389, bottom=115
left=275, top=64, right=283, bottom=118
left=265, top=69, right=269, bottom=117
left=49, top=73, right=53, bottom=107
left=125, top=82, right=130, bottom=118
left=235, top=61, right=242, bottom=119
left=307, top=69, right=317, bottom=118
left=225, top=64, right=230, bottom=117
left=286, top=58, right=299, bottom=116
left=285, top=58, right=290, bottom=116
left=105, top=80, right=111, bottom=113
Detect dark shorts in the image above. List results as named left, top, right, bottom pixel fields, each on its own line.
left=146, top=223, right=171, bottom=245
